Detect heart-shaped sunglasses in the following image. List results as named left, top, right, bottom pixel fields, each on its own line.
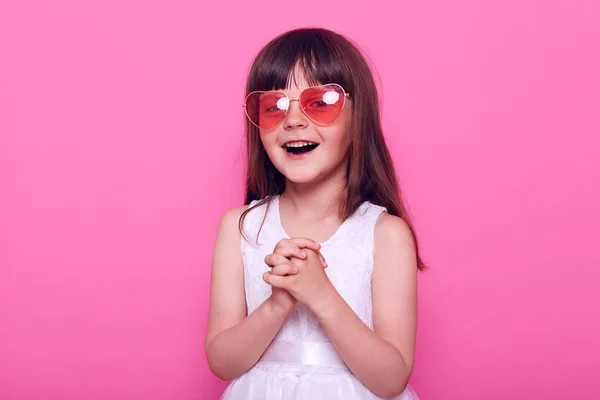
left=243, top=83, right=350, bottom=130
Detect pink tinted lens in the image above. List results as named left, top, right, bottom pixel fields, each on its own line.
left=244, top=91, right=288, bottom=130
left=300, top=84, right=345, bottom=125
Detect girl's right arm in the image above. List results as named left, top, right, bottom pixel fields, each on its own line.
left=204, top=206, right=290, bottom=381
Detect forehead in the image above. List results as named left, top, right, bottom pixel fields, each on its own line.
left=282, top=65, right=320, bottom=94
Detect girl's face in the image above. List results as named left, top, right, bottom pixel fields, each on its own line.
left=259, top=71, right=353, bottom=186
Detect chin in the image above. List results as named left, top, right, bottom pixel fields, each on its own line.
left=278, top=160, right=345, bottom=186
left=283, top=172, right=321, bottom=184
left=276, top=164, right=322, bottom=183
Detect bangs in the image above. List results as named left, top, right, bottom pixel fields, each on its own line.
left=247, top=29, right=353, bottom=93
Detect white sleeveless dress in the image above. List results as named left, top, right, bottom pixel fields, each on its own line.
left=221, top=195, right=419, bottom=400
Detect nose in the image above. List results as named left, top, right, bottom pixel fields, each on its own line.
left=283, top=99, right=308, bottom=130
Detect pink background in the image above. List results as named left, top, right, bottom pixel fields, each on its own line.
left=1, top=0, right=599, bottom=399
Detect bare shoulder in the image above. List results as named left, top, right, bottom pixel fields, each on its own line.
left=216, top=205, right=249, bottom=237
left=220, top=204, right=249, bottom=226
left=373, top=212, right=418, bottom=277
left=374, top=212, right=416, bottom=255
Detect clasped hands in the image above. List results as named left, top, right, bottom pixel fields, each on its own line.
left=263, top=238, right=335, bottom=315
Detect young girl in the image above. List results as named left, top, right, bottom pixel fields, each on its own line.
left=206, top=28, right=425, bottom=400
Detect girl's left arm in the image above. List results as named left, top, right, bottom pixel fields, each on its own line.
left=313, top=214, right=418, bottom=398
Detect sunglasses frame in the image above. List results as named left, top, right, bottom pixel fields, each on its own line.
left=242, top=83, right=351, bottom=130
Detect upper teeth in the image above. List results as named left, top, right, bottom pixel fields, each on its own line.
left=285, top=141, right=316, bottom=148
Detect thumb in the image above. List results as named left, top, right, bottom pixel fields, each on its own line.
left=263, top=272, right=286, bottom=288
left=306, top=248, right=328, bottom=268
left=319, top=253, right=328, bottom=268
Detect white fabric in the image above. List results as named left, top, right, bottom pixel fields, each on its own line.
left=222, top=195, right=418, bottom=400
left=260, top=341, right=345, bottom=367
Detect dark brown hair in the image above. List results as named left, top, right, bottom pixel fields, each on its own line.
left=239, top=28, right=426, bottom=271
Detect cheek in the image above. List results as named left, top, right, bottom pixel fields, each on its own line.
left=318, top=129, right=350, bottom=164
left=336, top=107, right=352, bottom=141
left=326, top=120, right=352, bottom=153
left=259, top=132, right=281, bottom=159
left=259, top=131, right=275, bottom=148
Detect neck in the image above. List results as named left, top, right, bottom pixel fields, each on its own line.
left=281, top=167, right=347, bottom=220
